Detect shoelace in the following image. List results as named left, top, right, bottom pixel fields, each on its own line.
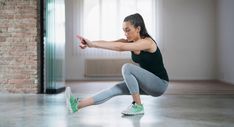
left=125, top=101, right=136, bottom=111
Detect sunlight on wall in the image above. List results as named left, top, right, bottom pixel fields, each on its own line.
left=79, top=0, right=156, bottom=57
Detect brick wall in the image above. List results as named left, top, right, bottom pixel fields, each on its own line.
left=0, top=0, right=41, bottom=93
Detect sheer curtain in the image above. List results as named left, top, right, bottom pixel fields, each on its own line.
left=76, top=0, right=157, bottom=58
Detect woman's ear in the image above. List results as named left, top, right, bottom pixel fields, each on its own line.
left=137, top=26, right=141, bottom=33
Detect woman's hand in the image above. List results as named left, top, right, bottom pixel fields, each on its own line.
left=76, top=35, right=94, bottom=49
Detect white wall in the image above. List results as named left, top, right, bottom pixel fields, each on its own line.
left=217, top=0, right=234, bottom=84
left=160, top=0, right=217, bottom=80
left=65, top=0, right=92, bottom=80
left=65, top=0, right=217, bottom=80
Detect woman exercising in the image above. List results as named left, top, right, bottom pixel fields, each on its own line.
left=65, top=13, right=169, bottom=116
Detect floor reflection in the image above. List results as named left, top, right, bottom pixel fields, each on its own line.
left=121, top=115, right=143, bottom=127
left=0, top=93, right=234, bottom=127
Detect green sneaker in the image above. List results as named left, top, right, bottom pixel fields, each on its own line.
left=65, top=87, right=79, bottom=113
left=69, top=96, right=78, bottom=113
left=121, top=102, right=144, bottom=116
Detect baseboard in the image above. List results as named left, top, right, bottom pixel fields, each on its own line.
left=46, top=86, right=65, bottom=94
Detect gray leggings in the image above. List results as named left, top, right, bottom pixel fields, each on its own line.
left=92, top=63, right=169, bottom=105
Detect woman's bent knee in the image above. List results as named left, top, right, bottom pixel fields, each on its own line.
left=121, top=63, right=136, bottom=74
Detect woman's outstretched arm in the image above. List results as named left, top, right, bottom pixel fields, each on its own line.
left=77, top=35, right=154, bottom=52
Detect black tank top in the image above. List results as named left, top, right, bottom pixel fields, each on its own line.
left=131, top=47, right=169, bottom=81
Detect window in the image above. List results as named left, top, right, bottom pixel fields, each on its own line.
left=78, top=0, right=156, bottom=57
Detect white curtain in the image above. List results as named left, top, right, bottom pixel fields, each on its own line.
left=73, top=0, right=158, bottom=58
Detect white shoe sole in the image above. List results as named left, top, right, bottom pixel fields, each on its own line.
left=65, top=87, right=72, bottom=112
left=121, top=111, right=144, bottom=116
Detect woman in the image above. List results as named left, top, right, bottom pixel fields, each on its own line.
left=65, top=13, right=169, bottom=116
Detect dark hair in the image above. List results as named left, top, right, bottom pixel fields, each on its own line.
left=124, top=13, right=152, bottom=39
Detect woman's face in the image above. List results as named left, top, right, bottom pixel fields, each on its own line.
left=122, top=21, right=140, bottom=42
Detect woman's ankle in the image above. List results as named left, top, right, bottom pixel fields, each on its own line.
left=78, top=97, right=94, bottom=109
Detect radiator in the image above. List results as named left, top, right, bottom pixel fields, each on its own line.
left=85, top=59, right=133, bottom=77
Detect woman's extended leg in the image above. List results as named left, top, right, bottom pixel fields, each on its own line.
left=78, top=81, right=130, bottom=109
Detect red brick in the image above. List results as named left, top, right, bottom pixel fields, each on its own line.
left=0, top=37, right=6, bottom=42
left=0, top=0, right=40, bottom=93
